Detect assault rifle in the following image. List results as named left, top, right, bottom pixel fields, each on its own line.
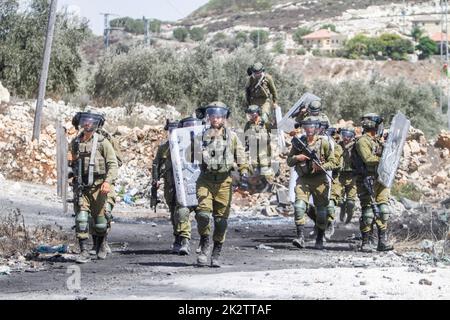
left=150, top=181, right=161, bottom=213
left=291, top=136, right=334, bottom=182
left=362, top=176, right=381, bottom=219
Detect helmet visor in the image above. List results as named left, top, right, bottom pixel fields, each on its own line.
left=181, top=119, right=203, bottom=128
left=79, top=114, right=102, bottom=132
left=340, top=130, right=355, bottom=139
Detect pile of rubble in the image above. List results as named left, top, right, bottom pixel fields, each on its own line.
left=397, top=128, right=450, bottom=201
left=0, top=99, right=179, bottom=203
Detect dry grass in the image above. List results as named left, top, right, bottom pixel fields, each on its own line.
left=0, top=208, right=74, bottom=258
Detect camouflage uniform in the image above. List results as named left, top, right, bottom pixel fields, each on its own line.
left=355, top=133, right=390, bottom=231
left=245, top=74, right=278, bottom=123
left=244, top=119, right=274, bottom=184
left=295, top=112, right=330, bottom=127
left=152, top=141, right=192, bottom=241
left=328, top=141, right=343, bottom=224
left=196, top=127, right=249, bottom=244
left=339, top=139, right=357, bottom=223
left=287, top=134, right=335, bottom=249
left=70, top=131, right=118, bottom=261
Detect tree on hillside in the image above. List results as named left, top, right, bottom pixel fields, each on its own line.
left=411, top=26, right=424, bottom=42
left=189, top=27, right=206, bottom=42
left=292, top=27, right=312, bottom=45
left=173, top=27, right=189, bottom=42
left=416, top=36, right=438, bottom=60
left=249, top=29, right=269, bottom=48
left=321, top=24, right=337, bottom=32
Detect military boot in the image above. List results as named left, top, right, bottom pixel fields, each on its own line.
left=76, top=239, right=91, bottom=264
left=96, top=236, right=108, bottom=260
left=89, top=235, right=98, bottom=256
left=105, top=235, right=112, bottom=255
left=377, top=228, right=394, bottom=252
left=197, top=235, right=210, bottom=266
left=172, top=235, right=182, bottom=254
left=324, top=220, right=335, bottom=241
left=292, top=224, right=305, bottom=249
left=210, top=242, right=223, bottom=268
left=345, top=200, right=355, bottom=224
left=315, top=229, right=325, bottom=250
left=339, top=203, right=346, bottom=222
left=179, top=237, right=190, bottom=256
left=360, top=231, right=375, bottom=253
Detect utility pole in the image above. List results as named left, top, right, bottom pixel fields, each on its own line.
left=100, top=13, right=120, bottom=49
left=143, top=16, right=151, bottom=46
left=32, top=0, right=58, bottom=142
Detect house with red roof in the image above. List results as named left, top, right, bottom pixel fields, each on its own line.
left=301, top=29, right=347, bottom=54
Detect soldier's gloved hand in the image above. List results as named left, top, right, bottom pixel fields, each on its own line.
left=100, top=182, right=111, bottom=195
left=240, top=173, right=249, bottom=191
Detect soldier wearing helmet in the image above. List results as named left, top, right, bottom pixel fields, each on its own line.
left=243, top=105, right=274, bottom=186
left=152, top=119, right=190, bottom=254
left=338, top=127, right=358, bottom=224
left=354, top=113, right=393, bottom=252
left=291, top=99, right=330, bottom=137
left=69, top=111, right=118, bottom=263
left=245, top=62, right=279, bottom=123
left=194, top=102, right=249, bottom=267
left=287, top=116, right=335, bottom=250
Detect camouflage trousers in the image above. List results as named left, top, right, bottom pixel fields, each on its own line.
left=195, top=173, right=233, bottom=244
left=356, top=177, right=391, bottom=232
left=75, top=182, right=116, bottom=240
left=294, top=174, right=330, bottom=230
left=165, top=186, right=193, bottom=239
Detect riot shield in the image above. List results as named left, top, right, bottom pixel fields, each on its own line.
left=56, top=121, right=68, bottom=213
left=278, top=92, right=321, bottom=133
left=170, top=125, right=205, bottom=207
left=274, top=105, right=287, bottom=153
left=377, top=112, right=410, bottom=188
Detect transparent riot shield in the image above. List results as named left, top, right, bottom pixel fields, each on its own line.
left=170, top=125, right=206, bottom=207
left=377, top=112, right=410, bottom=188
left=274, top=105, right=287, bottom=153
left=278, top=92, right=321, bottom=133
left=56, top=121, right=68, bottom=213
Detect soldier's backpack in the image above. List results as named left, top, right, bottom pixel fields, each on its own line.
left=98, top=128, right=123, bottom=167
left=350, top=137, right=366, bottom=176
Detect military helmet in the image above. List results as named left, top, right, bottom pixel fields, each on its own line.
left=245, top=105, right=261, bottom=115
left=179, top=117, right=202, bottom=128
left=251, top=62, right=265, bottom=73
left=307, top=100, right=322, bottom=113
left=340, top=127, right=355, bottom=138
left=320, top=120, right=330, bottom=130
left=361, top=113, right=383, bottom=129
left=300, top=116, right=321, bottom=128
left=326, top=127, right=338, bottom=137
left=164, top=119, right=180, bottom=131
left=205, top=101, right=231, bottom=119
left=72, top=111, right=105, bottom=131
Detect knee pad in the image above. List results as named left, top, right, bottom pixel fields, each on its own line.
left=294, top=200, right=308, bottom=225
left=316, top=206, right=328, bottom=230
left=346, top=199, right=355, bottom=210
left=177, top=207, right=191, bottom=223
left=195, top=211, right=211, bottom=228
left=214, top=217, right=228, bottom=235
left=76, top=211, right=89, bottom=233
left=94, top=216, right=108, bottom=234
left=327, top=200, right=336, bottom=218
left=360, top=206, right=375, bottom=229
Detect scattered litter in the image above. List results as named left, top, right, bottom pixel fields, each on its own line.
left=35, top=244, right=69, bottom=254
left=0, top=266, right=11, bottom=275
left=419, top=279, right=432, bottom=286
left=256, top=244, right=274, bottom=250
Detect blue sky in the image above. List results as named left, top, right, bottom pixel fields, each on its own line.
left=56, top=0, right=209, bottom=35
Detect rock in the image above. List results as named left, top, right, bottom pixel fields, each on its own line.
left=432, top=171, right=448, bottom=186
left=0, top=266, right=11, bottom=275
left=0, top=82, right=10, bottom=104
left=400, top=198, right=420, bottom=210
left=256, top=244, right=274, bottom=250
left=408, top=140, right=421, bottom=155
left=261, top=205, right=279, bottom=217
left=435, top=131, right=450, bottom=150
left=418, top=279, right=432, bottom=286
left=115, top=126, right=132, bottom=136
left=420, top=239, right=434, bottom=253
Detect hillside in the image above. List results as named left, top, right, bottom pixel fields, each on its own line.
left=184, top=0, right=427, bottom=32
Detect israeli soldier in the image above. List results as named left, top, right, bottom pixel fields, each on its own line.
left=69, top=112, right=118, bottom=263
left=355, top=113, right=394, bottom=252
left=243, top=105, right=274, bottom=186
left=338, top=127, right=357, bottom=224
left=151, top=120, right=188, bottom=255
left=290, top=100, right=330, bottom=137
left=325, top=127, right=343, bottom=238
left=245, top=62, right=279, bottom=123
left=287, top=117, right=335, bottom=250
left=195, top=102, right=249, bottom=267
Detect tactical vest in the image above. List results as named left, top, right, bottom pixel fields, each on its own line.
left=201, top=128, right=234, bottom=173
left=75, top=133, right=107, bottom=184
left=295, top=136, right=326, bottom=177
left=340, top=140, right=355, bottom=172
left=249, top=75, right=271, bottom=100
left=244, top=121, right=271, bottom=167
left=352, top=134, right=380, bottom=176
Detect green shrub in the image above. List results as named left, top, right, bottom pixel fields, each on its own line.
left=296, top=48, right=306, bottom=55
left=391, top=182, right=423, bottom=202
left=292, top=27, right=311, bottom=45
left=173, top=27, right=189, bottom=42
left=189, top=27, right=206, bottom=42
left=272, top=40, right=285, bottom=54
left=249, top=29, right=269, bottom=47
